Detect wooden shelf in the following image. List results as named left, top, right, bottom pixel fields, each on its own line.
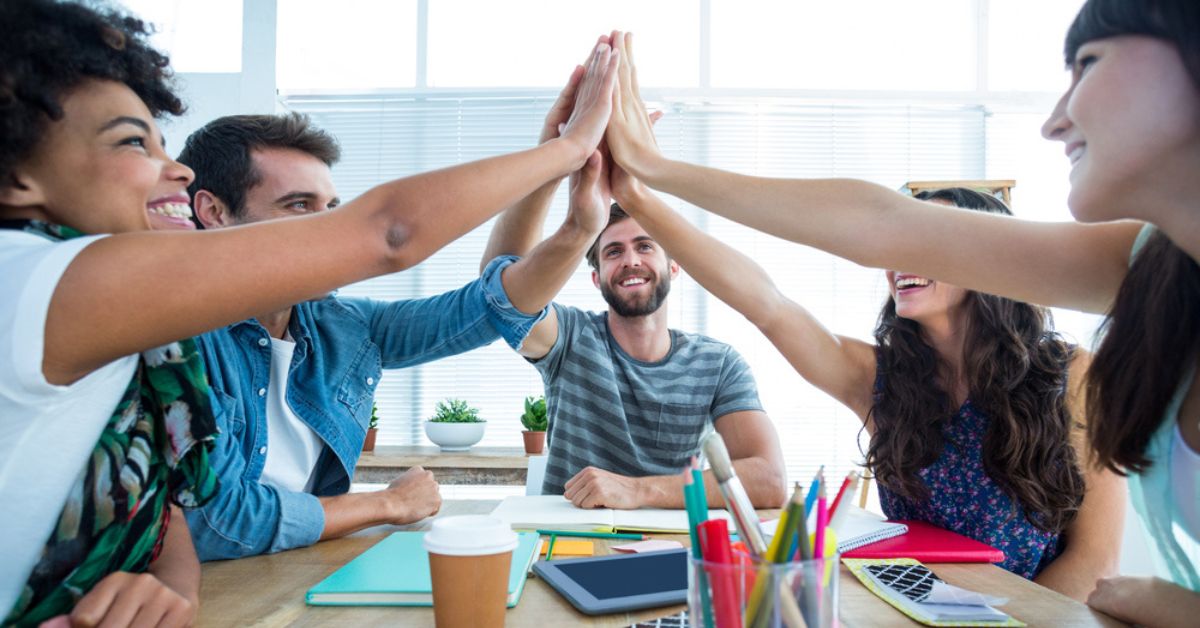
left=355, top=445, right=533, bottom=485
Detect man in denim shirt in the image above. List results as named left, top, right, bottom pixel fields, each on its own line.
left=174, top=105, right=608, bottom=559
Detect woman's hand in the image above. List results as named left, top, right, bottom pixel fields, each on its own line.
left=46, top=571, right=196, bottom=628
left=557, top=39, right=620, bottom=170
left=606, top=31, right=665, bottom=181
left=1088, top=576, right=1200, bottom=628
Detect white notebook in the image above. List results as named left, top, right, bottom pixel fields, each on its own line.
left=489, top=495, right=730, bottom=534
left=834, top=505, right=909, bottom=552
left=759, top=504, right=908, bottom=553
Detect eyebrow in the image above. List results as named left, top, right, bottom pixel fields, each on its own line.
left=275, top=191, right=341, bottom=206
left=97, top=116, right=151, bottom=135
left=603, top=235, right=655, bottom=251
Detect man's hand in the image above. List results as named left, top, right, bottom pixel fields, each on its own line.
left=379, top=466, right=442, bottom=524
left=566, top=150, right=609, bottom=237
left=51, top=571, right=195, bottom=628
left=563, top=466, right=645, bottom=509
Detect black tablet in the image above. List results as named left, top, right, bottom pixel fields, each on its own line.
left=532, top=549, right=689, bottom=616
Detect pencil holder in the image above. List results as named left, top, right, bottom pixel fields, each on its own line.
left=687, top=552, right=839, bottom=628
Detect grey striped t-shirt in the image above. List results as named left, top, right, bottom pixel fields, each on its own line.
left=531, top=304, right=763, bottom=495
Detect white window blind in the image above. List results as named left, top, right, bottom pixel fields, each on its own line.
left=288, top=94, right=994, bottom=486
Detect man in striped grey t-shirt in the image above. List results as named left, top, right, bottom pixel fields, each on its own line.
left=487, top=188, right=788, bottom=508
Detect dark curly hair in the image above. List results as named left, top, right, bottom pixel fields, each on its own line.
left=866, top=188, right=1085, bottom=534
left=0, top=0, right=183, bottom=190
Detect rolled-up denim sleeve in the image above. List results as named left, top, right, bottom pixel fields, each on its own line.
left=267, top=488, right=325, bottom=554
left=480, top=254, right=549, bottom=350
left=185, top=390, right=326, bottom=560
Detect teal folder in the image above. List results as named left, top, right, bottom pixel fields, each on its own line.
left=306, top=531, right=541, bottom=607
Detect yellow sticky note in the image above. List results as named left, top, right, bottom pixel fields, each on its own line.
left=540, top=540, right=595, bottom=557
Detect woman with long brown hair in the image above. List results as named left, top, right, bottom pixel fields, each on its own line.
left=604, top=0, right=1200, bottom=624
left=608, top=174, right=1123, bottom=600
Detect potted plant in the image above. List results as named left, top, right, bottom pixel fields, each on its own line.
left=362, top=402, right=379, bottom=453
left=520, top=395, right=548, bottom=454
left=423, top=398, right=486, bottom=451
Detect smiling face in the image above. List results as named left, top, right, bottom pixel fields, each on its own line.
left=194, top=147, right=340, bottom=228
left=1042, top=35, right=1200, bottom=224
left=2, top=79, right=194, bottom=234
left=884, top=269, right=969, bottom=324
left=591, top=217, right=679, bottom=318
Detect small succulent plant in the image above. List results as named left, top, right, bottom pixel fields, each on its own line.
left=520, top=395, right=548, bottom=431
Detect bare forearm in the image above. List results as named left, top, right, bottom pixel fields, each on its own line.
left=620, top=186, right=787, bottom=328
left=636, top=156, right=1133, bottom=314
left=1034, top=550, right=1116, bottom=602
left=319, top=492, right=390, bottom=540
left=481, top=179, right=564, bottom=271
left=638, top=457, right=787, bottom=509
left=147, top=506, right=201, bottom=606
left=500, top=221, right=593, bottom=313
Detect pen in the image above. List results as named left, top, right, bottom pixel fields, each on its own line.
left=534, top=530, right=647, bottom=540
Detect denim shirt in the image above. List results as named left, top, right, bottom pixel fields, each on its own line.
left=185, top=255, right=543, bottom=560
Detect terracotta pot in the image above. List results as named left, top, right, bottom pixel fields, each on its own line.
left=522, top=430, right=546, bottom=455
left=362, top=427, right=377, bottom=453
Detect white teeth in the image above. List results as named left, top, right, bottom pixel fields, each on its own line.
left=148, top=203, right=193, bottom=219
left=620, top=277, right=648, bottom=287
left=1069, top=145, right=1086, bottom=165
left=896, top=277, right=931, bottom=290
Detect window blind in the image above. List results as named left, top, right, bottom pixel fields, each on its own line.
left=288, top=93, right=991, bottom=487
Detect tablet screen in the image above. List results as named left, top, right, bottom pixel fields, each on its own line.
left=552, top=551, right=688, bottom=600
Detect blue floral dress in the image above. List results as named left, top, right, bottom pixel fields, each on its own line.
left=876, top=400, right=1064, bottom=579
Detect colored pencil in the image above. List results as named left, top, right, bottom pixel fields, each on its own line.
left=534, top=529, right=647, bottom=540
left=814, top=478, right=828, bottom=560
left=544, top=534, right=557, bottom=561
left=828, top=470, right=857, bottom=518
left=804, top=465, right=824, bottom=515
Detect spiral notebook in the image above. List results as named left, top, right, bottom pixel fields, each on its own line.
left=834, top=505, right=910, bottom=552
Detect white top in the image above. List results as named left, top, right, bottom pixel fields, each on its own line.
left=259, top=333, right=323, bottom=493
left=1171, top=422, right=1200, bottom=544
left=0, top=231, right=138, bottom=616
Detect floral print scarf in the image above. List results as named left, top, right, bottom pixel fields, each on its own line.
left=2, top=220, right=219, bottom=626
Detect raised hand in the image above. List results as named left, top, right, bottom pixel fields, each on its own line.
left=558, top=40, right=620, bottom=168
left=606, top=31, right=664, bottom=180
left=567, top=150, right=609, bottom=239
left=610, top=110, right=663, bottom=208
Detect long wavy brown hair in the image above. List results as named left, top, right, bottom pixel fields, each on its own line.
left=1067, top=1, right=1200, bottom=474
left=866, top=188, right=1085, bottom=533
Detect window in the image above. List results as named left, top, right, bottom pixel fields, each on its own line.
left=118, top=0, right=243, bottom=73
left=278, top=1, right=1092, bottom=487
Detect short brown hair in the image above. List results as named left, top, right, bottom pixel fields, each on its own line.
left=177, top=113, right=340, bottom=221
left=585, top=203, right=633, bottom=270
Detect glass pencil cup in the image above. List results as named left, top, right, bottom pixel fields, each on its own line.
left=688, top=552, right=839, bottom=628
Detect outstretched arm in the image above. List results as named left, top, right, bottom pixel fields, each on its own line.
left=604, top=31, right=1139, bottom=316
left=479, top=62, right=588, bottom=269
left=44, top=41, right=619, bottom=387
left=612, top=169, right=877, bottom=418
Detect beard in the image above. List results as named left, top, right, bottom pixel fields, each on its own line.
left=600, top=271, right=672, bottom=317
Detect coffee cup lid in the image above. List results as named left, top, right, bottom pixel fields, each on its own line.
left=423, top=515, right=519, bottom=556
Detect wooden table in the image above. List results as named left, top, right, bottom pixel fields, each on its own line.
left=198, top=500, right=1127, bottom=627
left=355, top=446, right=531, bottom=485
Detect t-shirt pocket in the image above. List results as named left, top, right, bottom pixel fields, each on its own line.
left=653, top=403, right=709, bottom=456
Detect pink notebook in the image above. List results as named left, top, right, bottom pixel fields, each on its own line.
left=841, top=520, right=1005, bottom=563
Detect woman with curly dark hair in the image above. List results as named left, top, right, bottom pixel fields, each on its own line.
left=0, top=1, right=618, bottom=625
left=607, top=173, right=1124, bottom=600
left=606, top=0, right=1200, bottom=623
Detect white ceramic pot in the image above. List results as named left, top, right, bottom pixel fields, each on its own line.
left=424, top=420, right=486, bottom=451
